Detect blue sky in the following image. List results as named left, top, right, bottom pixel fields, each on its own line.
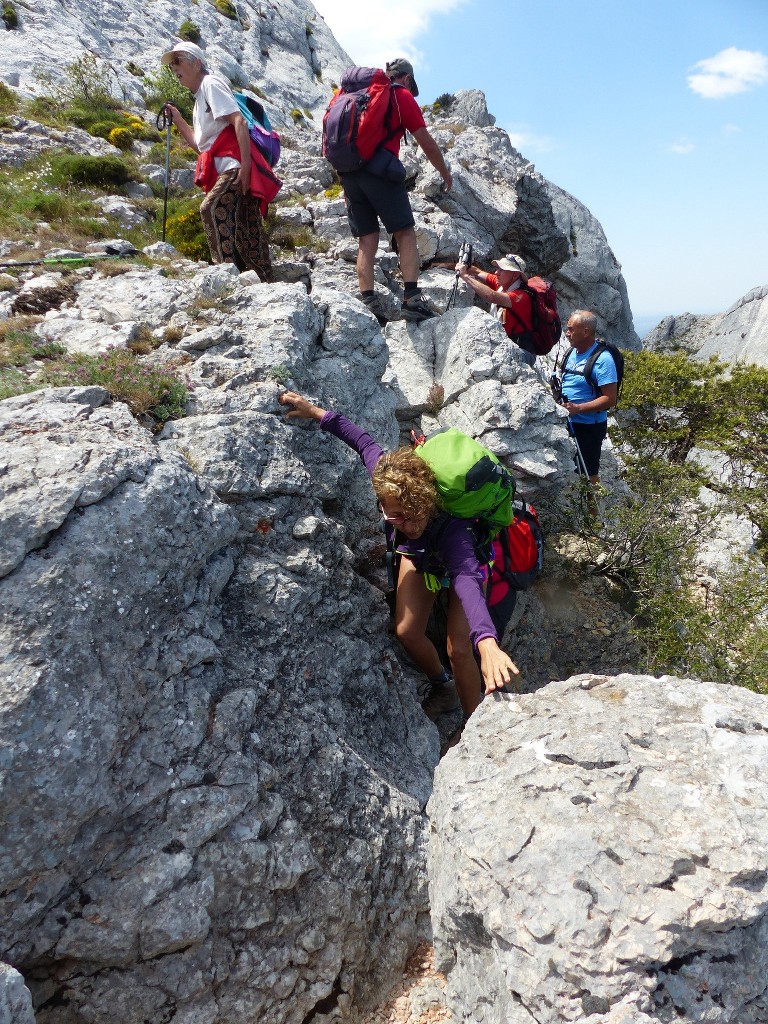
left=311, top=0, right=767, bottom=325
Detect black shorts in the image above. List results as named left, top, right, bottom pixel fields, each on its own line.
left=569, top=420, right=607, bottom=477
left=341, top=168, right=414, bottom=237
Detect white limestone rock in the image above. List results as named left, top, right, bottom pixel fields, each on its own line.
left=429, top=673, right=768, bottom=1024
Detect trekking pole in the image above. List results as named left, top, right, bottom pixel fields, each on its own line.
left=0, top=246, right=138, bottom=270
left=568, top=421, right=592, bottom=480
left=156, top=105, right=172, bottom=242
left=445, top=240, right=473, bottom=313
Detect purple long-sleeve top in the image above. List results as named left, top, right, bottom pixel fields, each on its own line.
left=320, top=410, right=498, bottom=650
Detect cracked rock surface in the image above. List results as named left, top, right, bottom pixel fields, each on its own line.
left=429, top=673, right=768, bottom=1024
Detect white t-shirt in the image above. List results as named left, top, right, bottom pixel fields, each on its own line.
left=193, top=74, right=241, bottom=174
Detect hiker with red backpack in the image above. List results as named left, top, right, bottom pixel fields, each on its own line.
left=278, top=390, right=520, bottom=721
left=455, top=253, right=561, bottom=364
left=322, top=59, right=453, bottom=324
left=160, top=41, right=280, bottom=281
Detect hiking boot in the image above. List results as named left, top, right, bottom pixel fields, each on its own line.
left=418, top=672, right=461, bottom=720
left=401, top=291, right=436, bottom=323
left=360, top=293, right=389, bottom=324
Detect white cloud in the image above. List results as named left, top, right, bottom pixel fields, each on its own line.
left=670, top=138, right=695, bottom=155
left=687, top=47, right=768, bottom=99
left=505, top=126, right=554, bottom=155
left=312, top=0, right=467, bottom=69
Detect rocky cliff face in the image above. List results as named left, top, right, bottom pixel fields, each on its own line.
left=642, top=284, right=768, bottom=366
left=3, top=5, right=756, bottom=1024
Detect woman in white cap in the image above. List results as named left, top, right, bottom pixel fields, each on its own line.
left=160, top=41, right=279, bottom=280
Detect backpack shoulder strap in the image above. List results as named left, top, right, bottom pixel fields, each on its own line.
left=583, top=341, right=609, bottom=394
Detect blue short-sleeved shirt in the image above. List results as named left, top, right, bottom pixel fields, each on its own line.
left=562, top=342, right=618, bottom=424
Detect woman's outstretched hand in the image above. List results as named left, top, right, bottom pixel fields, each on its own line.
left=477, top=638, right=521, bottom=695
left=279, top=391, right=326, bottom=422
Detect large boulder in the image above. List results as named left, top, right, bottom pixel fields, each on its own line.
left=429, top=673, right=768, bottom=1024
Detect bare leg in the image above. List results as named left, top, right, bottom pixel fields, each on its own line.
left=356, top=231, right=380, bottom=292
left=446, top=588, right=483, bottom=716
left=393, top=226, right=419, bottom=283
left=394, top=557, right=442, bottom=679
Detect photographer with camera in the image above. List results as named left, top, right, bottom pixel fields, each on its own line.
left=454, top=252, right=537, bottom=366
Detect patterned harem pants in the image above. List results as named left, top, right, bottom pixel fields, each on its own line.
left=199, top=169, right=273, bottom=282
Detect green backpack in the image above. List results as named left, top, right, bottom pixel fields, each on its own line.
left=413, top=428, right=515, bottom=533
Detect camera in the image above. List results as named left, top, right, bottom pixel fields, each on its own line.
left=458, top=240, right=473, bottom=268
left=549, top=374, right=563, bottom=404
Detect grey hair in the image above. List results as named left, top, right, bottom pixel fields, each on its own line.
left=178, top=51, right=208, bottom=73
left=569, top=310, right=597, bottom=335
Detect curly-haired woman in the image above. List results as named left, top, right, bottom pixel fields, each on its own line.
left=279, top=391, right=519, bottom=720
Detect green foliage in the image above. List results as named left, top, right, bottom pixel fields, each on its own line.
left=558, top=348, right=768, bottom=692
left=178, top=19, right=202, bottom=43
left=0, top=322, right=65, bottom=367
left=126, top=61, right=145, bottom=78
left=433, top=93, right=455, bottom=111
left=39, top=348, right=188, bottom=425
left=39, top=52, right=120, bottom=110
left=45, top=153, right=132, bottom=189
left=289, top=108, right=303, bottom=123
left=108, top=126, right=134, bottom=151
left=0, top=81, right=18, bottom=113
left=264, top=213, right=328, bottom=254
left=165, top=199, right=211, bottom=262
left=323, top=183, right=342, bottom=199
left=2, top=2, right=18, bottom=29
left=143, top=66, right=194, bottom=123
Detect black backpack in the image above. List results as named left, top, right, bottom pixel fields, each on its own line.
left=560, top=340, right=624, bottom=403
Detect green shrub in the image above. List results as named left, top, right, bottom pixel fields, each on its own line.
left=213, top=0, right=238, bottom=19
left=290, top=108, right=303, bottom=123
left=323, top=183, right=342, bottom=199
left=165, top=202, right=210, bottom=262
left=178, top=19, right=202, bottom=43
left=143, top=66, right=194, bottom=123
left=108, top=126, right=134, bottom=150
left=126, top=61, right=145, bottom=78
left=2, top=2, right=18, bottom=29
left=0, top=81, right=18, bottom=114
left=433, top=93, right=455, bottom=111
left=46, top=153, right=132, bottom=189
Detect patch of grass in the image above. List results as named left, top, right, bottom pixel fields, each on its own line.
left=425, top=382, right=444, bottom=414
left=212, top=0, right=238, bottom=19
left=265, top=214, right=328, bottom=254
left=0, top=82, right=19, bottom=114
left=323, top=183, right=342, bottom=199
left=178, top=19, right=202, bottom=43
left=3, top=2, right=19, bottom=30
left=39, top=347, right=188, bottom=425
left=289, top=108, right=304, bottom=124
left=127, top=324, right=162, bottom=354
left=0, top=319, right=62, bottom=366
left=126, top=62, right=145, bottom=78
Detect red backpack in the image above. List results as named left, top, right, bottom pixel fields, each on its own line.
left=506, top=276, right=562, bottom=356
left=487, top=500, right=544, bottom=607
left=322, top=67, right=402, bottom=173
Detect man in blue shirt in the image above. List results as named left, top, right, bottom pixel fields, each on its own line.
left=561, top=310, right=618, bottom=484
